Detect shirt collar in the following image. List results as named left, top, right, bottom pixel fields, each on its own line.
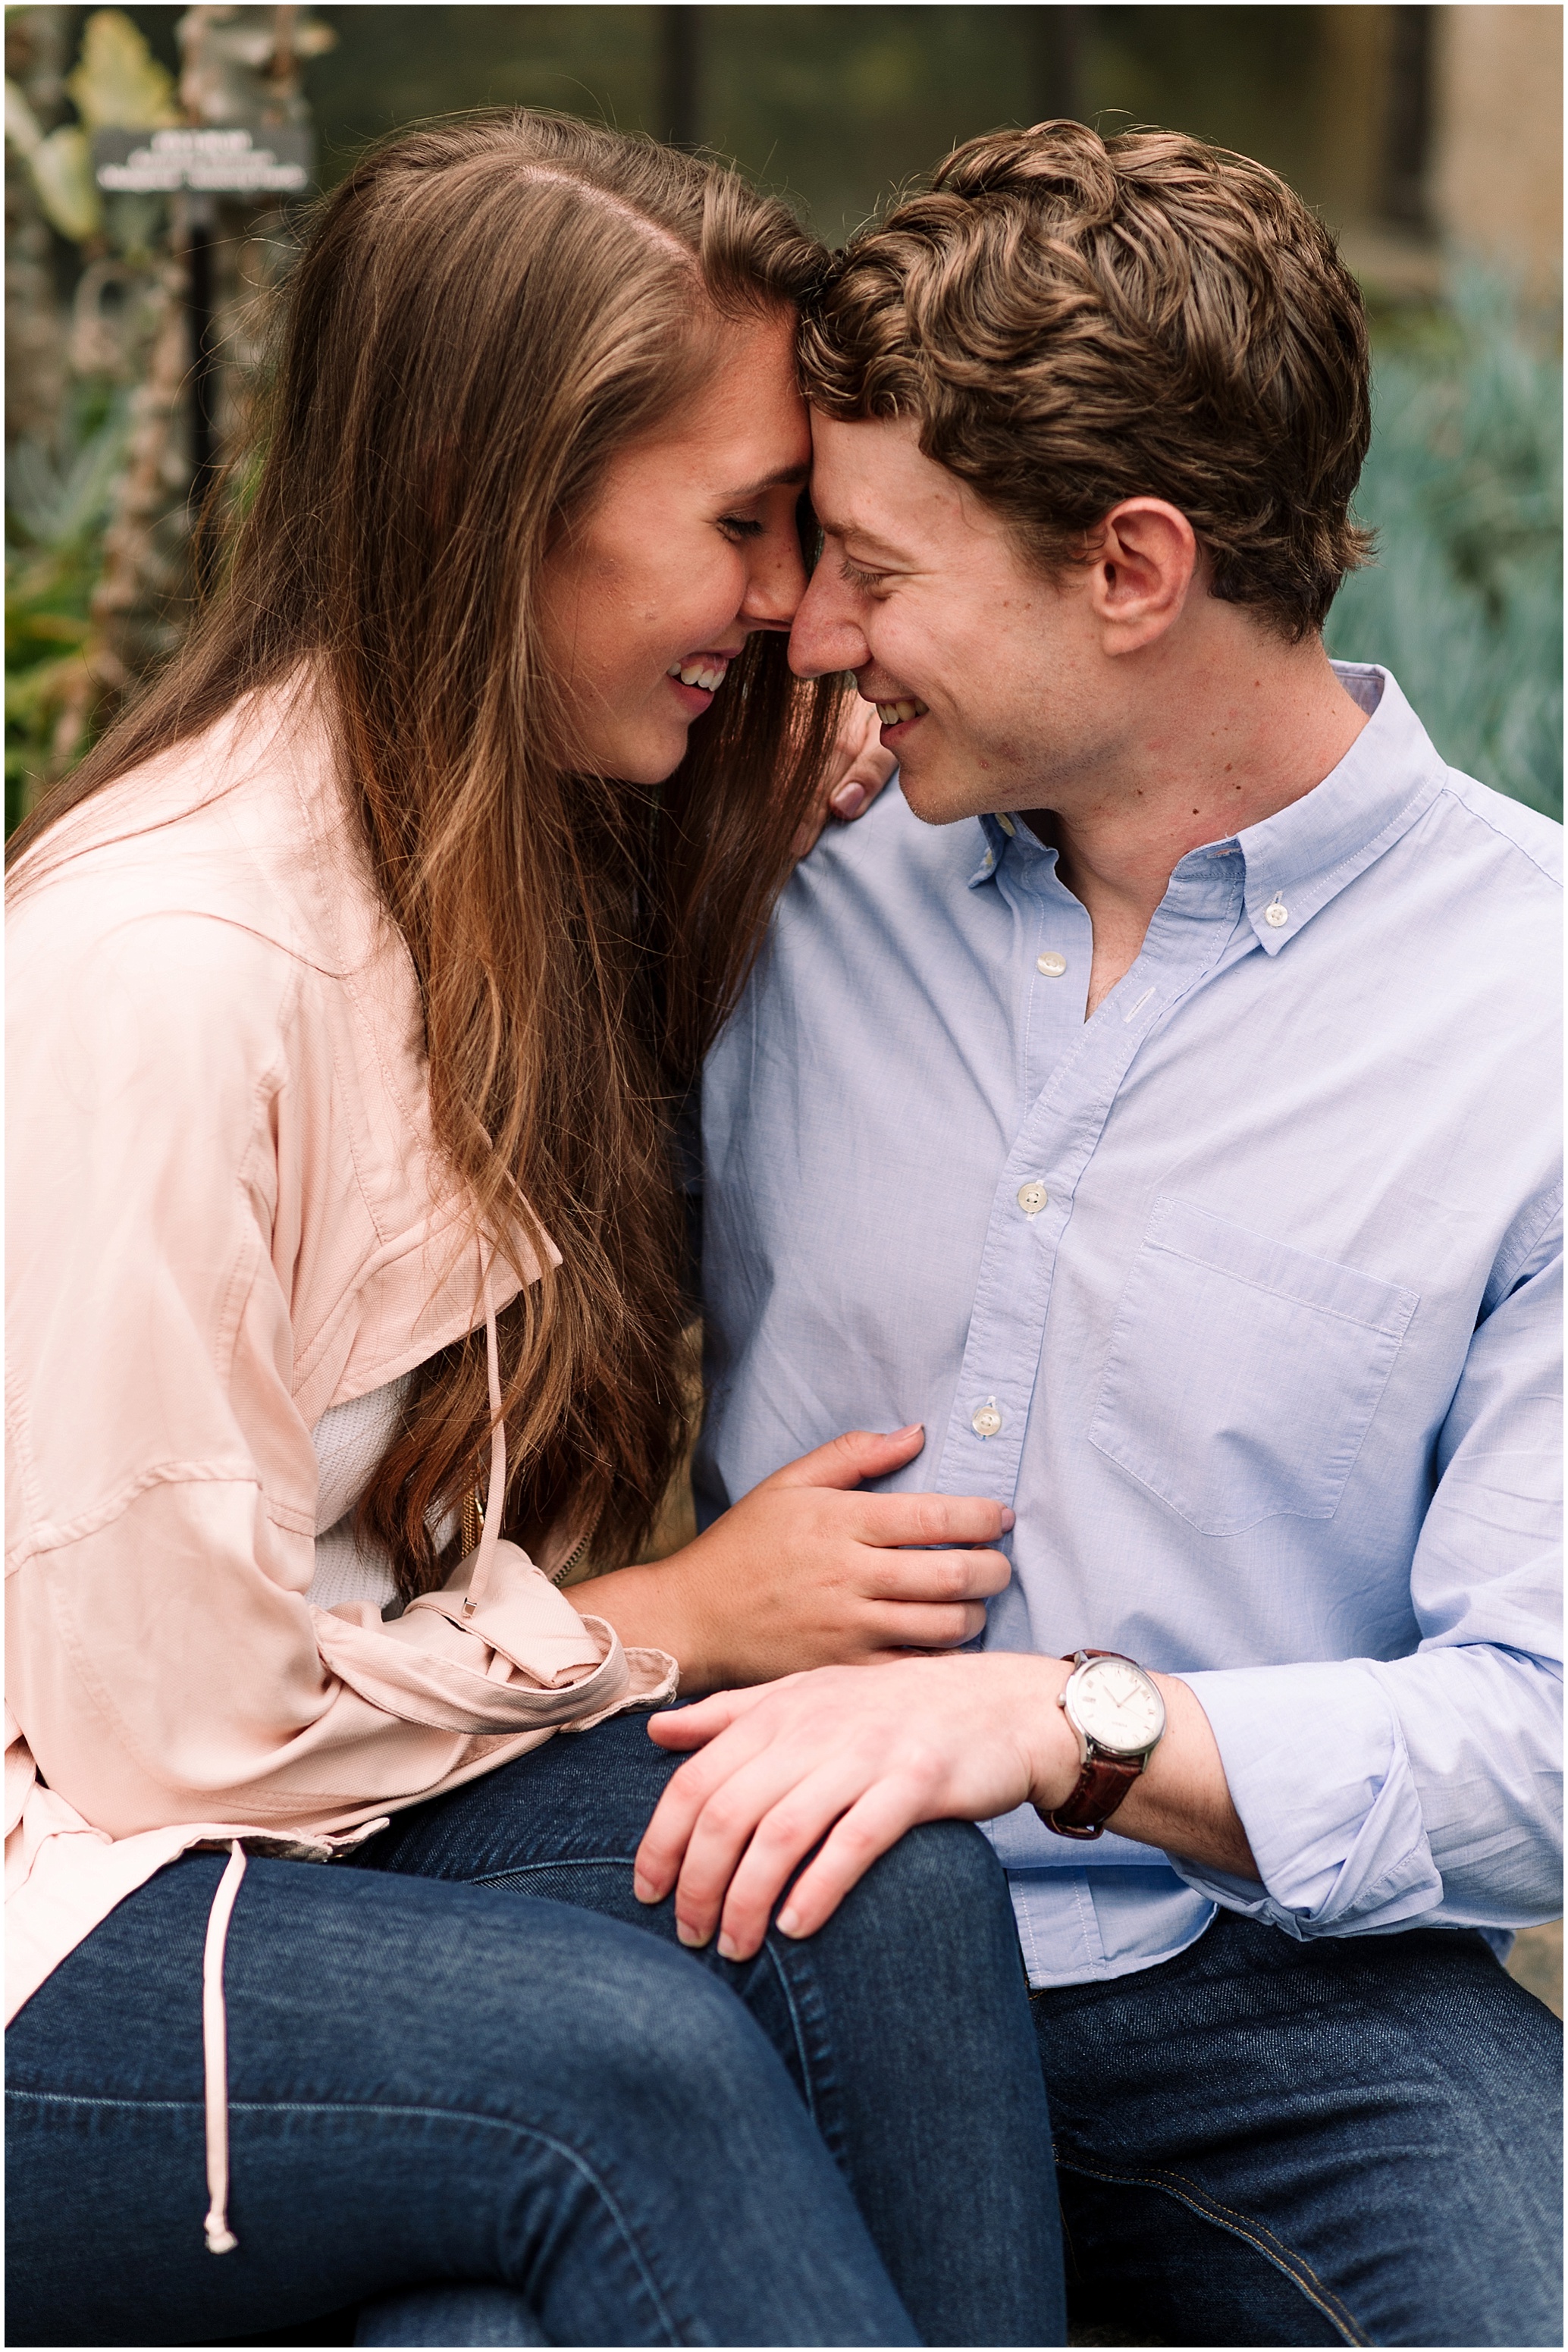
left=1225, top=665, right=1447, bottom=953
left=967, top=807, right=1058, bottom=887
left=965, top=665, right=1447, bottom=949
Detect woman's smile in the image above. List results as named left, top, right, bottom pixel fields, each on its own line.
left=538, top=310, right=810, bottom=785
left=666, top=648, right=735, bottom=713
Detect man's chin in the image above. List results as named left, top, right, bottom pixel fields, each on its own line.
left=895, top=749, right=993, bottom=829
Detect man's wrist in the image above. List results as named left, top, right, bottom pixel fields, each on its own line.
left=989, top=1651, right=1080, bottom=1811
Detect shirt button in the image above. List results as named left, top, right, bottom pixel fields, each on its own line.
left=971, top=1398, right=1004, bottom=1440
left=1036, top=952, right=1067, bottom=977
left=1264, top=896, right=1289, bottom=928
left=1016, top=1180, right=1048, bottom=1217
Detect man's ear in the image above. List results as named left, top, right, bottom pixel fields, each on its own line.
left=1086, top=499, right=1200, bottom=654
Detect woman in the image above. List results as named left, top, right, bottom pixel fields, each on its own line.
left=6, top=117, right=1062, bottom=2347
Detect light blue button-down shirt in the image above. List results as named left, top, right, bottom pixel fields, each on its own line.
left=695, top=666, right=1563, bottom=1988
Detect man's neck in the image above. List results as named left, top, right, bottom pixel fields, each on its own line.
left=1025, top=638, right=1369, bottom=1018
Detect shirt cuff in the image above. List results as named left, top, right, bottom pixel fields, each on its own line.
left=1169, top=1662, right=1444, bottom=1937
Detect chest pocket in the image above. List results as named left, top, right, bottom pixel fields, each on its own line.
left=1088, top=1197, right=1419, bottom=1537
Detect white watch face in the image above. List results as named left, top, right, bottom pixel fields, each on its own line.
left=1071, top=1657, right=1165, bottom=1757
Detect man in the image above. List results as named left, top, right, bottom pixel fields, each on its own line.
left=634, top=124, right=1562, bottom=2346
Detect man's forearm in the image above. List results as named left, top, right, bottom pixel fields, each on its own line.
left=1020, top=1655, right=1259, bottom=1881
left=1113, top=1671, right=1259, bottom=1880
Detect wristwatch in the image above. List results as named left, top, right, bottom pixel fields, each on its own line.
left=1041, top=1648, right=1166, bottom=1840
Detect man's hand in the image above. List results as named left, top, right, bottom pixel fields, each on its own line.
left=634, top=1654, right=1074, bottom=1956
left=632, top=1654, right=1260, bottom=1958
left=795, top=692, right=895, bottom=855
left=566, top=1425, right=1014, bottom=1692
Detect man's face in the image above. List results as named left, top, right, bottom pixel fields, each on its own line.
left=790, top=412, right=1104, bottom=825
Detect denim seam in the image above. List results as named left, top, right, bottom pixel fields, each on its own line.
left=754, top=1938, right=826, bottom=2134
left=1055, top=2150, right=1372, bottom=2347
left=469, top=1855, right=826, bottom=2134
left=6, top=2088, right=684, bottom=2345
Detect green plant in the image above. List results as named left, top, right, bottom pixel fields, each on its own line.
left=5, top=386, right=132, bottom=833
left=1326, top=274, right=1563, bottom=821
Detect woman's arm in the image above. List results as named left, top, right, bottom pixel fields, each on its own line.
left=565, top=1425, right=1014, bottom=1692
left=6, top=895, right=657, bottom=1842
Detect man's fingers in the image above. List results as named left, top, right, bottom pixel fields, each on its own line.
left=760, top=1425, right=926, bottom=1493
left=710, top=1759, right=893, bottom=1958
left=676, top=1751, right=875, bottom=1956
left=645, top=1686, right=770, bottom=1752
left=635, top=1693, right=799, bottom=1891
left=858, top=1544, right=1012, bottom=1605
left=770, top=1780, right=928, bottom=1942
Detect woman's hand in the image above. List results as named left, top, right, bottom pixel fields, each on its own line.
left=632, top=1653, right=1077, bottom=1958
left=565, top=1425, right=1013, bottom=1693
left=795, top=694, right=895, bottom=855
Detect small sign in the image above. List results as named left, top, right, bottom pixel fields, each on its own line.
left=92, top=126, right=313, bottom=196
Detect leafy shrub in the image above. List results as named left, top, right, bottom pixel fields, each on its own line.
left=1327, top=275, right=1563, bottom=821
left=5, top=387, right=131, bottom=836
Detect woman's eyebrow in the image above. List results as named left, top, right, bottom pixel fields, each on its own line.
left=721, top=463, right=811, bottom=500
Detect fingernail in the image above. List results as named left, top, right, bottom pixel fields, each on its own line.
left=1001, top=1508, right=1015, bottom=1531
left=676, top=1920, right=709, bottom=1949
left=893, top=1422, right=923, bottom=1441
left=717, top=1932, right=743, bottom=1962
left=776, top=1907, right=803, bottom=1938
left=632, top=1872, right=658, bottom=1904
left=831, top=781, right=867, bottom=820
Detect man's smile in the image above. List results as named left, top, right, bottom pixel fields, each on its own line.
left=873, top=695, right=929, bottom=729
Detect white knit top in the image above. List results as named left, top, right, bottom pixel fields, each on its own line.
left=306, top=1375, right=410, bottom=1613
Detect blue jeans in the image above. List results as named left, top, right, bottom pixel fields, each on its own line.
left=355, top=1713, right=1065, bottom=2347
left=1033, top=1907, right=1563, bottom=2347
left=5, top=1852, right=917, bottom=2348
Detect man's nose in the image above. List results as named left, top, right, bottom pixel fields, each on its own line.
left=788, top=566, right=869, bottom=680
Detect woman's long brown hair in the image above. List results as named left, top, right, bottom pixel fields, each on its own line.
left=8, top=114, right=842, bottom=1595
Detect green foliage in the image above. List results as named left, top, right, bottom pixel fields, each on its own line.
left=1326, top=278, right=1563, bottom=821
left=5, top=386, right=131, bottom=835
left=65, top=6, right=180, bottom=132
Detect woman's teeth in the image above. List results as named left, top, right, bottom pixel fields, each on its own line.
left=668, top=660, right=729, bottom=691
left=875, top=698, right=929, bottom=725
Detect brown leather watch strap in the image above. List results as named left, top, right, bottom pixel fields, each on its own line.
left=1043, top=1752, right=1143, bottom=1839
left=1043, top=1648, right=1151, bottom=1840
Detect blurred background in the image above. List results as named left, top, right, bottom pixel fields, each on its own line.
left=4, top=5, right=1562, bottom=2012
left=6, top=3, right=1561, bottom=835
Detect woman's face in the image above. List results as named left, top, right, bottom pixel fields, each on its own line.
left=538, top=309, right=812, bottom=784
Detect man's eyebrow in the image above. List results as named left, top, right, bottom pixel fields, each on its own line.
left=813, top=515, right=912, bottom=562
left=720, top=463, right=811, bottom=500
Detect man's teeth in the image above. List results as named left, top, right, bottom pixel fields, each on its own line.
left=668, top=660, right=729, bottom=691
left=875, top=698, right=929, bottom=725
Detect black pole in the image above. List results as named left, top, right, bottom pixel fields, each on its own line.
left=1028, top=4, right=1088, bottom=126
left=659, top=4, right=700, bottom=148
left=185, top=193, right=220, bottom=588
left=1382, top=4, right=1433, bottom=228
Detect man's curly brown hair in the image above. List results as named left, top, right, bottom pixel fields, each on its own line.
left=799, top=121, right=1374, bottom=639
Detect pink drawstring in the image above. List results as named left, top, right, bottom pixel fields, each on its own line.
left=196, top=1268, right=500, bottom=2256
left=461, top=1273, right=506, bottom=1621
left=202, top=1840, right=247, bottom=2254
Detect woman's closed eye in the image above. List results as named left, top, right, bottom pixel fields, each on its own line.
left=718, top=513, right=767, bottom=541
